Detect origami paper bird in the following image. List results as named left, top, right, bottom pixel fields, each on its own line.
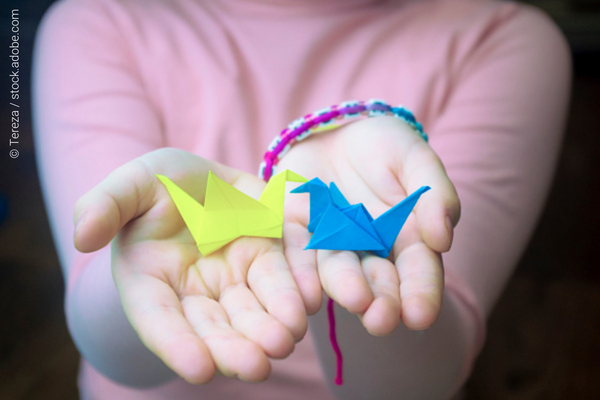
left=156, top=170, right=307, bottom=256
left=291, top=178, right=430, bottom=258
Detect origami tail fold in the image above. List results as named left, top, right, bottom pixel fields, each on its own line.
left=371, top=186, right=431, bottom=257
left=155, top=174, right=206, bottom=248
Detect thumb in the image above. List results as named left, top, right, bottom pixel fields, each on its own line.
left=73, top=148, right=238, bottom=253
left=73, top=157, right=159, bottom=253
left=400, top=141, right=461, bottom=253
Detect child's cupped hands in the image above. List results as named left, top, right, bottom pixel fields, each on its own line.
left=71, top=116, right=459, bottom=384
left=73, top=148, right=307, bottom=384
left=278, top=116, right=460, bottom=335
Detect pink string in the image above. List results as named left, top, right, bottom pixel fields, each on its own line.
left=327, top=297, right=343, bottom=385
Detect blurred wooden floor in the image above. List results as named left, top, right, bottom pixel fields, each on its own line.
left=0, top=58, right=599, bottom=400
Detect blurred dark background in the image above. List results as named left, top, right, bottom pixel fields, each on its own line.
left=0, top=0, right=598, bottom=399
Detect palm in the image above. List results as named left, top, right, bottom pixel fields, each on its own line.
left=279, top=116, right=460, bottom=333
left=75, top=148, right=307, bottom=384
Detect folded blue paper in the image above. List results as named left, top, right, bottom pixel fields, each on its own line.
left=291, top=178, right=430, bottom=258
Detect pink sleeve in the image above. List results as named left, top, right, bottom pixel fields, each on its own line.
left=32, top=0, right=177, bottom=386
left=431, top=1, right=571, bottom=387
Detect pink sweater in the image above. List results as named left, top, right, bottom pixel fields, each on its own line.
left=32, top=0, right=571, bottom=398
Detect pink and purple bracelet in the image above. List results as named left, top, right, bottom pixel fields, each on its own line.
left=259, top=99, right=428, bottom=181
left=259, top=99, right=428, bottom=386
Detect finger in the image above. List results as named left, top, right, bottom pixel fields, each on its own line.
left=182, top=294, right=271, bottom=382
left=219, top=284, right=295, bottom=358
left=358, top=255, right=401, bottom=336
left=73, top=148, right=246, bottom=253
left=317, top=250, right=373, bottom=314
left=282, top=221, right=321, bottom=315
left=395, top=237, right=444, bottom=330
left=245, top=243, right=309, bottom=341
left=73, top=159, right=159, bottom=253
left=115, top=272, right=216, bottom=384
left=399, top=139, right=460, bottom=253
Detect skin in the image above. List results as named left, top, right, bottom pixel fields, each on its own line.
left=72, top=116, right=460, bottom=385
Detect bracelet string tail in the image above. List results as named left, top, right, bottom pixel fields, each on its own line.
left=259, top=99, right=428, bottom=386
left=327, top=296, right=343, bottom=385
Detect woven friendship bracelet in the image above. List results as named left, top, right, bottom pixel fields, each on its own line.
left=258, top=99, right=428, bottom=386
left=258, top=99, right=428, bottom=182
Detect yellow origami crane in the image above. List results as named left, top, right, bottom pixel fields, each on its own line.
left=156, top=170, right=307, bottom=256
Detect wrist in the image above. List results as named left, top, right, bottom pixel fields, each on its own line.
left=259, top=99, right=427, bottom=182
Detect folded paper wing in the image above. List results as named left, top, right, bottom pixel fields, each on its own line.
left=292, top=178, right=430, bottom=258
left=156, top=170, right=307, bottom=256
left=305, top=204, right=386, bottom=252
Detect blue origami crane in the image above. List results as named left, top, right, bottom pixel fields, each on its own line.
left=291, top=178, right=430, bottom=258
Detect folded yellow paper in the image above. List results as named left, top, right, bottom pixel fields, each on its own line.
left=156, top=170, right=307, bottom=256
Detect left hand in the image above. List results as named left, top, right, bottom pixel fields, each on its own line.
left=278, top=116, right=460, bottom=334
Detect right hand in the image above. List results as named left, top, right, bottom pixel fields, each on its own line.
left=73, top=148, right=307, bottom=384
left=278, top=117, right=460, bottom=335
